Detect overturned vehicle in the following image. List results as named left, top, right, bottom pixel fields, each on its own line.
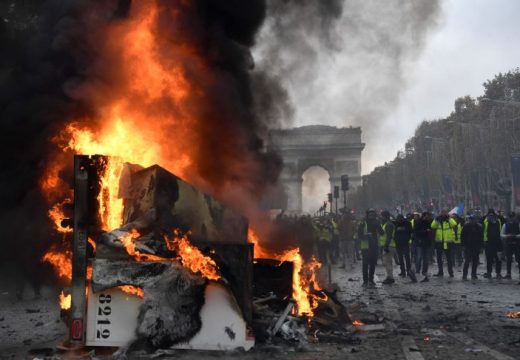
left=57, top=155, right=349, bottom=354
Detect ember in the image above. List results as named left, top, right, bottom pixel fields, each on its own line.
left=507, top=311, right=520, bottom=319
left=118, top=285, right=144, bottom=298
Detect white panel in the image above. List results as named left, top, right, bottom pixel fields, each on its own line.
left=85, top=283, right=254, bottom=351
left=85, top=286, right=142, bottom=347
left=173, top=283, right=255, bottom=351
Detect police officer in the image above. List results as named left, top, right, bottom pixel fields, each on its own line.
left=483, top=209, right=503, bottom=279
left=358, top=209, right=383, bottom=288
left=501, top=212, right=520, bottom=280
left=414, top=212, right=434, bottom=282
left=461, top=214, right=483, bottom=280
left=394, top=214, right=417, bottom=282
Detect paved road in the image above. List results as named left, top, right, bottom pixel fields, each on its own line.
left=1, top=260, right=520, bottom=359
left=334, top=259, right=520, bottom=360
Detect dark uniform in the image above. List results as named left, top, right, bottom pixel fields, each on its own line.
left=501, top=215, right=520, bottom=279
left=483, top=211, right=503, bottom=278
left=461, top=217, right=483, bottom=280
left=358, top=210, right=383, bottom=287
left=394, top=215, right=414, bottom=279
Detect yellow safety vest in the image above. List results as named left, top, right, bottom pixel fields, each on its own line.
left=331, top=219, right=339, bottom=236
left=431, top=218, right=458, bottom=249
left=453, top=222, right=462, bottom=245
left=378, top=222, right=396, bottom=248
left=319, top=226, right=331, bottom=242
left=360, top=222, right=379, bottom=250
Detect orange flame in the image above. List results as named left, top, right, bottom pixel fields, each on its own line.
left=118, top=229, right=164, bottom=262
left=43, top=250, right=72, bottom=281
left=352, top=320, right=364, bottom=326
left=118, top=285, right=144, bottom=298
left=88, top=237, right=97, bottom=252
left=279, top=248, right=312, bottom=315
left=119, top=229, right=141, bottom=257
left=507, top=311, right=520, bottom=319
left=117, top=229, right=220, bottom=281
left=48, top=199, right=73, bottom=233
left=168, top=231, right=221, bottom=281
left=249, top=228, right=324, bottom=316
left=97, top=156, right=125, bottom=231
left=248, top=229, right=271, bottom=259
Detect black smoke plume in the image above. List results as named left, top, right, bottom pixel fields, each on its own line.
left=0, top=0, right=283, bottom=273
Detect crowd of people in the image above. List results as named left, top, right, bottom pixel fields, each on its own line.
left=277, top=208, right=520, bottom=289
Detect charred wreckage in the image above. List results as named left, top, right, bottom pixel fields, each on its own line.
left=52, top=155, right=352, bottom=355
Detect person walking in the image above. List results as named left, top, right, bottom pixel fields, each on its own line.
left=461, top=215, right=483, bottom=280
left=431, top=210, right=458, bottom=278
left=380, top=211, right=397, bottom=285
left=501, top=212, right=520, bottom=280
left=358, top=209, right=383, bottom=288
left=394, top=214, right=417, bottom=282
left=483, top=209, right=503, bottom=279
left=414, top=212, right=434, bottom=282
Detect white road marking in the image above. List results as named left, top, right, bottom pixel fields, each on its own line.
left=443, top=331, right=515, bottom=360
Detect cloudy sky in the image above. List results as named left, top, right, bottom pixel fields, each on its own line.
left=267, top=0, right=520, bottom=174
left=373, top=0, right=520, bottom=173
left=261, top=0, right=520, bottom=212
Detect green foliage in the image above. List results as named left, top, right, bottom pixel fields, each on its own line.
left=482, top=68, right=520, bottom=101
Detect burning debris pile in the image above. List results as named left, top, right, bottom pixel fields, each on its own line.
left=42, top=155, right=352, bottom=353
left=251, top=259, right=352, bottom=345
left=1, top=0, right=356, bottom=353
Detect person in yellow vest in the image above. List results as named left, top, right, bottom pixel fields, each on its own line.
left=315, top=219, right=332, bottom=265
left=330, top=217, right=340, bottom=264
left=431, top=210, right=458, bottom=277
left=451, top=213, right=464, bottom=267
left=358, top=209, right=383, bottom=288
left=380, top=211, right=397, bottom=285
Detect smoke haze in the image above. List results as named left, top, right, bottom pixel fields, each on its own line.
left=254, top=0, right=443, bottom=173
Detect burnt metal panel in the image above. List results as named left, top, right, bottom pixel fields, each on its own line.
left=125, top=165, right=248, bottom=244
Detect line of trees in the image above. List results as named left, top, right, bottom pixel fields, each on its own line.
left=349, top=68, right=520, bottom=214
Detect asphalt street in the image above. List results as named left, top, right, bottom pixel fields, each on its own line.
left=1, top=259, right=520, bottom=359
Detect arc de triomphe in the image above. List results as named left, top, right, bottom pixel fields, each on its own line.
left=267, top=125, right=365, bottom=213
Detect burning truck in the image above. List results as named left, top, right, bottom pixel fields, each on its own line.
left=43, top=154, right=347, bottom=354
left=23, top=1, right=352, bottom=354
